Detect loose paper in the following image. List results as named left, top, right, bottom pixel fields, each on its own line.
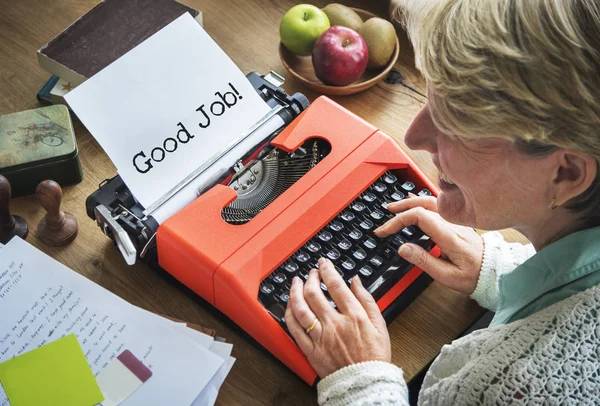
left=0, top=334, right=104, bottom=406
left=0, top=238, right=224, bottom=406
left=65, top=12, right=271, bottom=208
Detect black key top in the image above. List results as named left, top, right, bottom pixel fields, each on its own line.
left=373, top=182, right=387, bottom=193
left=362, top=192, right=377, bottom=202
left=359, top=218, right=374, bottom=230
left=338, top=238, right=352, bottom=250
left=353, top=248, right=367, bottom=260
left=348, top=228, right=363, bottom=240
left=370, top=255, right=384, bottom=268
left=260, top=283, right=275, bottom=295
left=363, top=237, right=377, bottom=250
left=401, top=226, right=416, bottom=239
left=330, top=221, right=344, bottom=232
left=270, top=273, right=287, bottom=284
left=382, top=246, right=397, bottom=259
left=389, top=235, right=405, bottom=248
left=370, top=210, right=385, bottom=220
left=400, top=181, right=416, bottom=194
left=306, top=241, right=322, bottom=253
left=383, top=173, right=398, bottom=184
left=327, top=248, right=341, bottom=260
left=358, top=265, right=374, bottom=277
left=351, top=201, right=367, bottom=212
left=341, top=258, right=356, bottom=271
left=295, top=250, right=310, bottom=263
left=340, top=211, right=356, bottom=222
left=318, top=230, right=333, bottom=242
left=418, top=188, right=432, bottom=197
left=391, top=191, right=405, bottom=201
left=278, top=292, right=290, bottom=303
left=283, top=261, right=299, bottom=273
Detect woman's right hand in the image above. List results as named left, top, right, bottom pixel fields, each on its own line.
left=374, top=196, right=484, bottom=295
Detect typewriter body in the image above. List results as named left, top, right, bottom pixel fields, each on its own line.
left=87, top=72, right=440, bottom=385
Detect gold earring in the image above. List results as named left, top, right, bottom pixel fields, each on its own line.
left=548, top=198, right=559, bottom=210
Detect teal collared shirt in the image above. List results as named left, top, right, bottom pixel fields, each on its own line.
left=490, top=226, right=600, bottom=327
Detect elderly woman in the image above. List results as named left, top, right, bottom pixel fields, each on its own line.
left=284, top=0, right=600, bottom=404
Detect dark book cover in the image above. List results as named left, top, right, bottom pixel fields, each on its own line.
left=37, top=0, right=202, bottom=86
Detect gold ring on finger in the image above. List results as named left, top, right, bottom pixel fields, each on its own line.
left=305, top=318, right=319, bottom=335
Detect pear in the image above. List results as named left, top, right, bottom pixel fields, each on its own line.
left=321, top=3, right=363, bottom=31
left=358, top=17, right=397, bottom=70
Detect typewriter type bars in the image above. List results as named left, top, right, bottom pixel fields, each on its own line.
left=257, top=170, right=433, bottom=329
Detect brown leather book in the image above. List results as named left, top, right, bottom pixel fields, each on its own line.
left=37, top=0, right=203, bottom=86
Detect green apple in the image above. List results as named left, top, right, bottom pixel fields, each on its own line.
left=280, top=4, right=330, bottom=56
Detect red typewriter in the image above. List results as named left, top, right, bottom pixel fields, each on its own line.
left=87, top=75, right=439, bottom=385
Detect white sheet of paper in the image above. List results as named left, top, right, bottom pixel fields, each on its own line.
left=0, top=238, right=224, bottom=406
left=65, top=12, right=271, bottom=208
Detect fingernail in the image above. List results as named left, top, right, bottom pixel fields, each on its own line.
left=310, top=268, right=317, bottom=275
left=318, top=258, right=325, bottom=267
left=398, top=244, right=412, bottom=257
left=292, top=276, right=299, bottom=285
left=374, top=225, right=385, bottom=234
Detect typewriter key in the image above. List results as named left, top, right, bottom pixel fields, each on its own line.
left=340, top=211, right=355, bottom=222
left=362, top=192, right=377, bottom=202
left=373, top=183, right=387, bottom=193
left=330, top=221, right=344, bottom=232
left=418, top=188, right=432, bottom=197
left=306, top=241, right=321, bottom=253
left=283, top=261, right=299, bottom=273
left=358, top=265, right=374, bottom=277
left=383, top=173, right=398, bottom=184
left=400, top=181, right=416, bottom=194
left=363, top=237, right=378, bottom=250
left=348, top=228, right=363, bottom=240
left=351, top=201, right=366, bottom=212
left=318, top=230, right=333, bottom=242
left=370, top=255, right=384, bottom=268
left=326, top=248, right=341, bottom=260
left=337, top=238, right=352, bottom=250
left=341, top=258, right=356, bottom=271
left=295, top=250, right=310, bottom=263
left=353, top=248, right=367, bottom=260
left=391, top=191, right=406, bottom=201
left=359, top=218, right=374, bottom=230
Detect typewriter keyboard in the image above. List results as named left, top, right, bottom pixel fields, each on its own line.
left=258, top=171, right=434, bottom=327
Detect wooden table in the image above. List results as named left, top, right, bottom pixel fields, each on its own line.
left=0, top=0, right=527, bottom=404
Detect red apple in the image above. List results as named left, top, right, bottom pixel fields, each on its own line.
left=312, top=26, right=368, bottom=86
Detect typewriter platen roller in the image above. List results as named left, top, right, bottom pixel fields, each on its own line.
left=87, top=73, right=440, bottom=385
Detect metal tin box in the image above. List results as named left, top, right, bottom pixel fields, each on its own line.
left=0, top=105, right=82, bottom=196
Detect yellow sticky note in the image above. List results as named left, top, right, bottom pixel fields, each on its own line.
left=0, top=334, right=104, bottom=406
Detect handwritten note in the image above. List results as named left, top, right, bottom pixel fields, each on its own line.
left=65, top=12, right=271, bottom=208
left=0, top=238, right=224, bottom=406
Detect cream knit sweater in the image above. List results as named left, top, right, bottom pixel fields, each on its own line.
left=317, top=232, right=600, bottom=405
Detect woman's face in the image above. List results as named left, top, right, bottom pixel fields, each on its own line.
left=404, top=103, right=552, bottom=230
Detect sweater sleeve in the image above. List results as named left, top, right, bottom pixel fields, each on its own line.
left=470, top=232, right=536, bottom=311
left=317, top=361, right=408, bottom=406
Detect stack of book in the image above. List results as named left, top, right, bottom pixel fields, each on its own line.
left=36, top=0, right=203, bottom=108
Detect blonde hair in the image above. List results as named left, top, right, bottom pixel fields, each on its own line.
left=395, top=0, right=600, bottom=159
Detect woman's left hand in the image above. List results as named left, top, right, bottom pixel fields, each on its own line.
left=285, top=258, right=391, bottom=378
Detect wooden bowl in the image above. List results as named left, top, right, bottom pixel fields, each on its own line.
left=279, top=8, right=400, bottom=96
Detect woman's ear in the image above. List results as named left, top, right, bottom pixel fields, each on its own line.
left=552, top=150, right=598, bottom=206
